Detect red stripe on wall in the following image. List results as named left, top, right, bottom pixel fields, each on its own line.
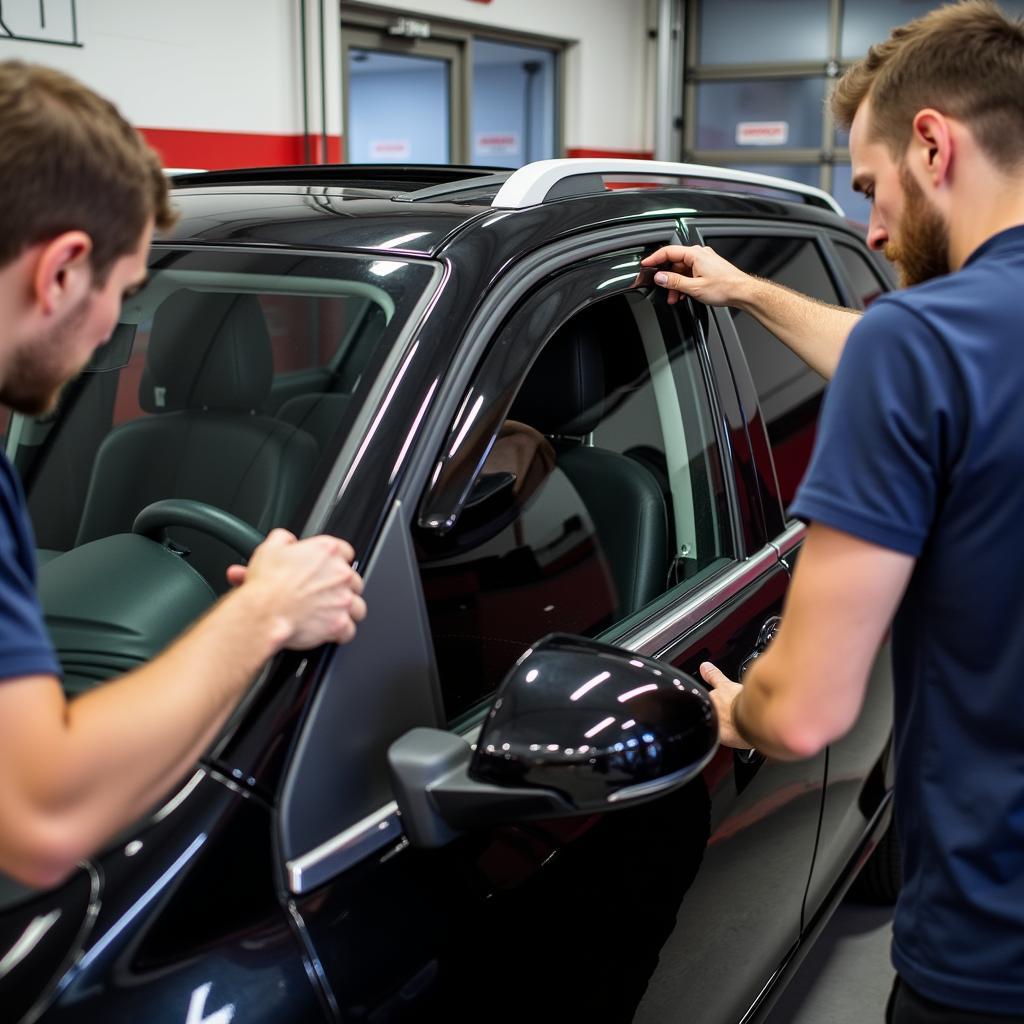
left=566, top=147, right=655, bottom=160
left=139, top=127, right=342, bottom=170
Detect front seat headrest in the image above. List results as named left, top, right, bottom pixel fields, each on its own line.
left=509, top=318, right=606, bottom=436
left=140, top=290, right=273, bottom=413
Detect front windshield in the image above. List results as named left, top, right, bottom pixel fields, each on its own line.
left=9, top=248, right=434, bottom=692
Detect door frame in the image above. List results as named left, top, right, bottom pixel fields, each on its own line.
left=340, top=3, right=568, bottom=164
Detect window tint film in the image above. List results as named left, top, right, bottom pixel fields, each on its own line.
left=709, top=235, right=836, bottom=510
left=833, top=241, right=886, bottom=309
left=417, top=290, right=732, bottom=724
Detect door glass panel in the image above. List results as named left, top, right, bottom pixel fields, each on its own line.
left=698, top=0, right=830, bottom=64
left=416, top=290, right=732, bottom=724
left=833, top=241, right=886, bottom=309
left=695, top=78, right=826, bottom=152
left=472, top=38, right=557, bottom=167
left=709, top=235, right=836, bottom=509
left=347, top=49, right=450, bottom=163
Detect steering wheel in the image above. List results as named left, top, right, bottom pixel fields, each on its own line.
left=132, top=499, right=265, bottom=560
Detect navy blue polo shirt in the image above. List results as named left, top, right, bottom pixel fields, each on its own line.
left=0, top=452, right=60, bottom=681
left=790, top=225, right=1024, bottom=1014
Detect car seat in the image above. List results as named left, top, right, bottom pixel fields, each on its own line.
left=509, top=315, right=670, bottom=617
left=75, top=289, right=318, bottom=588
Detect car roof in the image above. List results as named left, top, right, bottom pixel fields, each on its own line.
left=158, top=162, right=854, bottom=257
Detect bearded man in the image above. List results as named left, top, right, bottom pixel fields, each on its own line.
left=643, top=2, right=1024, bottom=1021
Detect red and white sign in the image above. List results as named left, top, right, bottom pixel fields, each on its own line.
left=475, top=132, right=519, bottom=156
left=735, top=121, right=790, bottom=146
left=369, top=139, right=412, bottom=160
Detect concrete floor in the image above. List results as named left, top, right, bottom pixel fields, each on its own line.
left=763, top=901, right=895, bottom=1024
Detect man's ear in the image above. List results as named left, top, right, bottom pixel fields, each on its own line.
left=32, top=231, right=93, bottom=317
left=911, top=108, right=953, bottom=188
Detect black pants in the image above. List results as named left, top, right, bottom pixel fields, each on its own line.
left=887, top=977, right=1024, bottom=1024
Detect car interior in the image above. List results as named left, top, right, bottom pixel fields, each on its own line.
left=7, top=268, right=396, bottom=695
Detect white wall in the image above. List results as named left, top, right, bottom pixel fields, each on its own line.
left=0, top=0, right=651, bottom=163
left=344, top=0, right=652, bottom=154
left=0, top=0, right=303, bottom=132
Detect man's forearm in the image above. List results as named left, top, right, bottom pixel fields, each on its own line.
left=734, top=276, right=862, bottom=380
left=9, top=586, right=284, bottom=883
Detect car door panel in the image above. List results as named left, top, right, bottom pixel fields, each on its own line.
left=293, top=239, right=826, bottom=1023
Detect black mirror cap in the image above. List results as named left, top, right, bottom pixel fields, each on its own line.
left=470, top=634, right=717, bottom=810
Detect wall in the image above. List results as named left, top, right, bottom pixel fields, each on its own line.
left=0, top=0, right=650, bottom=166
left=350, top=0, right=653, bottom=156
left=0, top=0, right=341, bottom=168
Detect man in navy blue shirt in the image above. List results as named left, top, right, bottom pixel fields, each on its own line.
left=644, top=2, right=1024, bottom=1021
left=0, top=63, right=366, bottom=889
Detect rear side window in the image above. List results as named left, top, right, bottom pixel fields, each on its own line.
left=833, top=241, right=886, bottom=309
left=708, top=234, right=837, bottom=509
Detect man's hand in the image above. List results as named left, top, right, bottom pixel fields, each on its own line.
left=699, top=661, right=750, bottom=748
left=230, top=529, right=366, bottom=650
left=641, top=245, right=752, bottom=307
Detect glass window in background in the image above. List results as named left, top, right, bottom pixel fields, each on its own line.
left=471, top=38, right=556, bottom=168
left=695, top=78, right=826, bottom=152
left=831, top=164, right=872, bottom=227
left=347, top=49, right=450, bottom=163
left=698, top=0, right=830, bottom=65
left=722, top=163, right=820, bottom=187
left=840, top=0, right=1024, bottom=58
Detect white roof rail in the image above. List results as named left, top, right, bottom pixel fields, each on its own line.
left=491, top=158, right=845, bottom=217
left=163, top=167, right=208, bottom=176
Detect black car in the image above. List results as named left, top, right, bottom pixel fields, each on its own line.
left=0, top=159, right=898, bottom=1023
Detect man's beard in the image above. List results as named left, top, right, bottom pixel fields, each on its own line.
left=884, top=164, right=950, bottom=288
left=0, top=294, right=92, bottom=417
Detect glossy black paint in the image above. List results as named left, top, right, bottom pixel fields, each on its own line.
left=472, top=634, right=716, bottom=805
left=5, top=166, right=895, bottom=1024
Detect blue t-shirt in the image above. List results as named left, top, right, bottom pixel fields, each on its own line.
left=0, top=453, right=60, bottom=681
left=790, top=225, right=1024, bottom=1014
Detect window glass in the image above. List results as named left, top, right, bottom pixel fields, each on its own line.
left=347, top=50, right=450, bottom=163
left=698, top=0, right=830, bottom=65
left=416, top=291, right=732, bottom=723
left=831, top=163, right=872, bottom=226
left=472, top=38, right=557, bottom=167
left=833, top=242, right=886, bottom=309
left=695, top=78, right=827, bottom=152
left=22, top=250, right=433, bottom=589
left=709, top=235, right=836, bottom=510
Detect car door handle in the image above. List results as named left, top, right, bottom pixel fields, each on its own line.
left=735, top=617, right=781, bottom=766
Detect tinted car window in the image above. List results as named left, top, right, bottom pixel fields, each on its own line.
left=417, top=290, right=732, bottom=723
left=834, top=240, right=886, bottom=309
left=20, top=249, right=434, bottom=588
left=708, top=234, right=836, bottom=509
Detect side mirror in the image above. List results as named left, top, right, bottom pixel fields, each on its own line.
left=388, top=634, right=718, bottom=847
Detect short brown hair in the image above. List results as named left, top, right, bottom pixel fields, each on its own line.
left=0, top=61, right=175, bottom=282
left=832, top=0, right=1024, bottom=170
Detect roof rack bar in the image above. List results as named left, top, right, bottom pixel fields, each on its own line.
left=490, top=158, right=845, bottom=216
left=168, top=163, right=510, bottom=189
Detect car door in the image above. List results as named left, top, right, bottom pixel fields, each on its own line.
left=283, top=234, right=826, bottom=1024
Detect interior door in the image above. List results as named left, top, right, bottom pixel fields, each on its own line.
left=342, top=25, right=464, bottom=164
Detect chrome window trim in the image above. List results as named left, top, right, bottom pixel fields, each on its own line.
left=771, top=519, right=807, bottom=565
left=287, top=800, right=401, bottom=894
left=628, top=543, right=781, bottom=658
